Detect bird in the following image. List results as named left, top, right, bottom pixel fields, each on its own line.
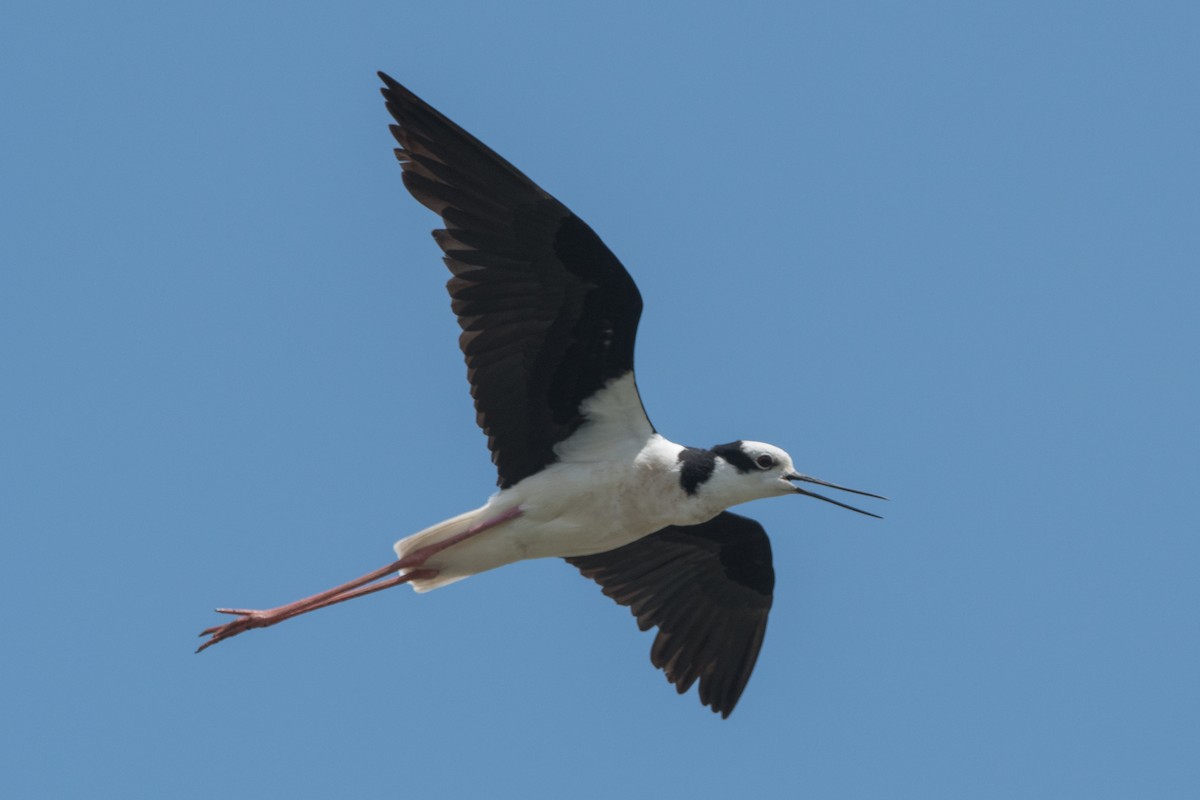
left=197, top=72, right=885, bottom=718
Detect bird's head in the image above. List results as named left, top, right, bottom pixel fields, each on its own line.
left=711, top=440, right=885, bottom=516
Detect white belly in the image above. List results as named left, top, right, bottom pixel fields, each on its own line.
left=393, top=434, right=711, bottom=592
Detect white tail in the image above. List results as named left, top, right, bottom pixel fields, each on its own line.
left=392, top=507, right=490, bottom=592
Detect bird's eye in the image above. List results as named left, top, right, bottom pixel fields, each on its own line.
left=755, top=454, right=775, bottom=470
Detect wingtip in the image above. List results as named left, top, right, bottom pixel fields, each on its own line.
left=378, top=71, right=404, bottom=100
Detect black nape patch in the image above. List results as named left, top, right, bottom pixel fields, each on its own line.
left=677, top=447, right=716, bottom=496
left=711, top=441, right=757, bottom=473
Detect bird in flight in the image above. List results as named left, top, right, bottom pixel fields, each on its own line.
left=198, top=73, right=884, bottom=717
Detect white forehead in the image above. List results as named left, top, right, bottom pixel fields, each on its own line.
left=739, top=440, right=794, bottom=465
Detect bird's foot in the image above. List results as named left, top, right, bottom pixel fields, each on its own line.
left=196, top=608, right=279, bottom=653
left=195, top=566, right=439, bottom=654
left=196, top=509, right=525, bottom=654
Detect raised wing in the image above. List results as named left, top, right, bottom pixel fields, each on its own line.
left=566, top=511, right=775, bottom=718
left=380, top=73, right=648, bottom=488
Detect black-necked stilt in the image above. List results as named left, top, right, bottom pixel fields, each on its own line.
left=198, top=73, right=884, bottom=717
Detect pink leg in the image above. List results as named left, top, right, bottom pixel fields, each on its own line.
left=196, top=506, right=523, bottom=653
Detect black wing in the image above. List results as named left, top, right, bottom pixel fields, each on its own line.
left=566, top=511, right=775, bottom=718
left=380, top=73, right=648, bottom=488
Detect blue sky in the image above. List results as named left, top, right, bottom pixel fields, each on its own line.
left=3, top=1, right=1198, bottom=797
